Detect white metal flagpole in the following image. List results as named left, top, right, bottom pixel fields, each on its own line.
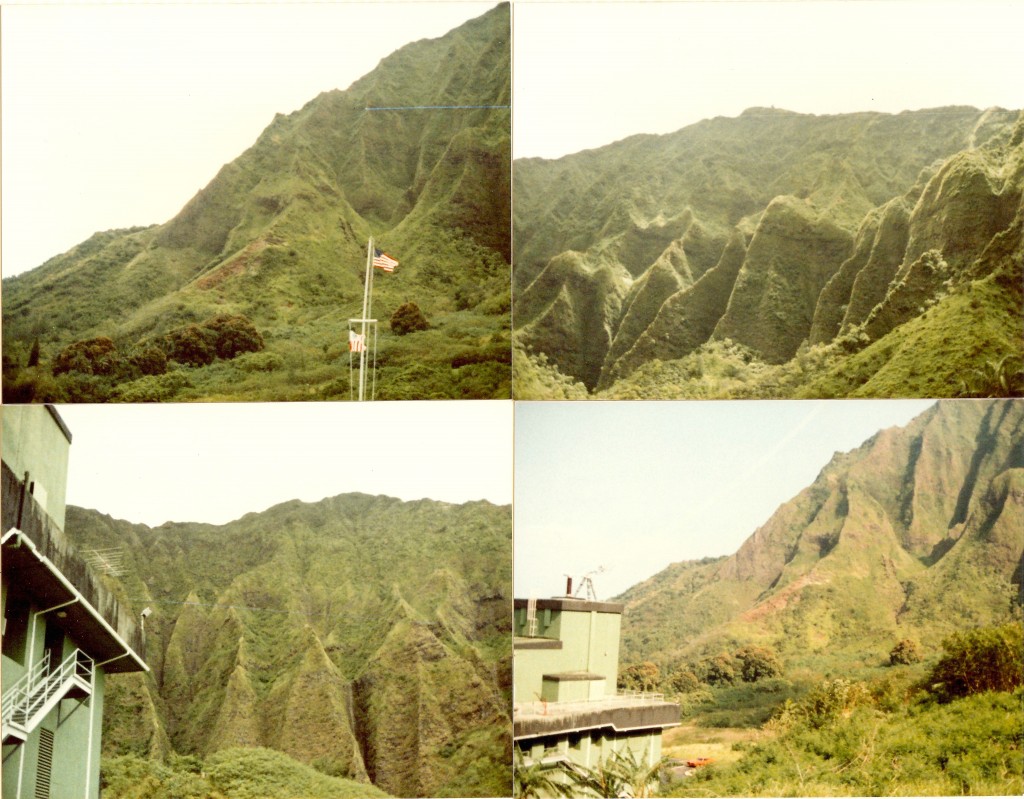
left=358, top=237, right=373, bottom=401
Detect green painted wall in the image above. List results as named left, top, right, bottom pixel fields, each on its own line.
left=1, top=581, right=107, bottom=799
left=514, top=606, right=621, bottom=703
left=1, top=407, right=70, bottom=531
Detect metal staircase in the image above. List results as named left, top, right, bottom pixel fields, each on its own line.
left=2, top=649, right=93, bottom=744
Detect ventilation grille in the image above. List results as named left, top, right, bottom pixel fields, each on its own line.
left=35, top=727, right=54, bottom=799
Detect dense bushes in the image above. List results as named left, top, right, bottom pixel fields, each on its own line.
left=100, top=749, right=388, bottom=799
left=44, top=315, right=264, bottom=388
left=889, top=638, right=923, bottom=665
left=52, top=336, right=121, bottom=376
left=202, top=314, right=265, bottom=359
left=390, top=301, right=429, bottom=335
left=735, top=645, right=783, bottom=683
left=619, top=645, right=784, bottom=695
left=163, top=325, right=217, bottom=367
left=619, top=662, right=661, bottom=692
left=926, top=622, right=1023, bottom=701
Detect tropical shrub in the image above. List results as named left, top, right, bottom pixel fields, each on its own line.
left=163, top=325, right=217, bottom=367
left=130, top=346, right=168, bottom=376
left=889, top=638, right=923, bottom=665
left=52, top=336, right=122, bottom=376
left=699, top=653, right=738, bottom=686
left=203, top=314, right=264, bottom=359
left=926, top=622, right=1023, bottom=701
left=390, top=301, right=429, bottom=335
left=735, top=645, right=783, bottom=682
left=619, top=661, right=661, bottom=692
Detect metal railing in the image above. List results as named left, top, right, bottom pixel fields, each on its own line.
left=1, top=651, right=51, bottom=726
left=2, top=649, right=93, bottom=734
left=515, top=691, right=668, bottom=718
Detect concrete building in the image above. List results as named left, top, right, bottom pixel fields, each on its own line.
left=513, top=594, right=679, bottom=792
left=2, top=406, right=147, bottom=799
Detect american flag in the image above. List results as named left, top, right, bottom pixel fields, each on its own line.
left=348, top=330, right=366, bottom=353
left=373, top=248, right=399, bottom=272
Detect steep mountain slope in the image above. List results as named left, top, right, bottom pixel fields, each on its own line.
left=616, top=400, right=1024, bottom=671
left=513, top=107, right=1023, bottom=397
left=3, top=4, right=511, bottom=402
left=62, top=493, right=512, bottom=798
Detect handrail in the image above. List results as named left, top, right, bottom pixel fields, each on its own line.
left=1, top=651, right=50, bottom=725
left=1, top=649, right=93, bottom=731
left=514, top=692, right=669, bottom=718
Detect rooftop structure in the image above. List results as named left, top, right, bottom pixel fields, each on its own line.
left=513, top=593, right=679, bottom=793
left=2, top=405, right=147, bottom=799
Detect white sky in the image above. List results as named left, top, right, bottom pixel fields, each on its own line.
left=514, top=399, right=936, bottom=599
left=58, top=401, right=512, bottom=527
left=1, top=1, right=501, bottom=277
left=514, top=0, right=1024, bottom=159
left=6, top=3, right=1020, bottom=276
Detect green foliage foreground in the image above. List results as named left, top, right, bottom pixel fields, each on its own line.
left=666, top=625, right=1024, bottom=796
left=101, top=748, right=391, bottom=799
left=668, top=689, right=1024, bottom=797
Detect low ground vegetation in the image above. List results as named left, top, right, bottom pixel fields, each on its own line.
left=659, top=623, right=1023, bottom=797
left=101, top=748, right=390, bottom=799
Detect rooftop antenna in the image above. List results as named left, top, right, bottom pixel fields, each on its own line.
left=573, top=567, right=606, bottom=602
left=84, top=547, right=127, bottom=577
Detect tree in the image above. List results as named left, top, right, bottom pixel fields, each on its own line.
left=52, top=336, right=122, bottom=376
left=927, top=622, right=1023, bottom=701
left=699, top=653, right=737, bottom=686
left=164, top=325, right=217, bottom=367
left=619, top=662, right=660, bottom=692
left=889, top=638, right=922, bottom=666
left=202, top=314, right=264, bottom=359
left=390, top=302, right=429, bottom=335
left=130, top=346, right=168, bottom=377
left=562, top=749, right=663, bottom=798
left=666, top=666, right=700, bottom=694
left=735, top=645, right=783, bottom=682
left=514, top=749, right=567, bottom=799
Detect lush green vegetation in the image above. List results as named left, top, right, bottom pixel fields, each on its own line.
left=515, top=747, right=662, bottom=799
left=661, top=625, right=1024, bottom=797
left=2, top=4, right=510, bottom=402
left=65, top=493, right=511, bottom=797
left=514, top=107, right=1023, bottom=399
left=101, top=748, right=391, bottom=799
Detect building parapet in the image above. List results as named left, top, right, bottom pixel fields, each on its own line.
left=2, top=462, right=146, bottom=672
left=514, top=597, right=625, bottom=614
left=513, top=692, right=680, bottom=739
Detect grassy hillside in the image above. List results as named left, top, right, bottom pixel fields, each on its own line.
left=617, top=400, right=1023, bottom=672
left=64, top=493, right=512, bottom=798
left=3, top=4, right=511, bottom=402
left=588, top=400, right=1024, bottom=797
left=513, top=106, right=1023, bottom=398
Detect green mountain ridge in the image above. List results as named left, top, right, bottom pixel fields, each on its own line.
left=62, top=492, right=512, bottom=798
left=3, top=3, right=511, bottom=402
left=616, top=400, right=1024, bottom=673
left=513, top=107, right=1023, bottom=398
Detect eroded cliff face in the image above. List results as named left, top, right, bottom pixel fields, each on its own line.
left=64, top=493, right=512, bottom=798
left=618, top=400, right=1024, bottom=666
left=515, top=107, right=1023, bottom=397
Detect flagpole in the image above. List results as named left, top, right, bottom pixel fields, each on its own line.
left=358, top=237, right=373, bottom=401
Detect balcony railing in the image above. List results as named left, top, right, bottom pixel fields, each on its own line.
left=2, top=649, right=94, bottom=741
left=514, top=691, right=669, bottom=718
left=2, top=462, right=145, bottom=660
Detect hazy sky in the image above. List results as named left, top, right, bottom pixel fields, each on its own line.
left=58, top=401, right=512, bottom=527
left=1, top=1, right=500, bottom=277
left=514, top=0, right=1024, bottom=159
left=514, top=399, right=936, bottom=599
